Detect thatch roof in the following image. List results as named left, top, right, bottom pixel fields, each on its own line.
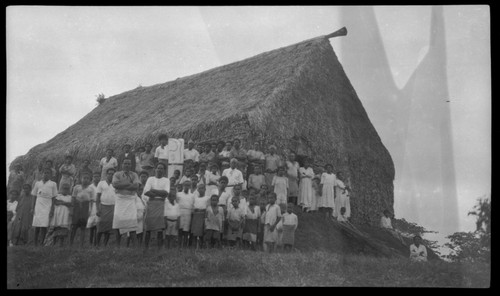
left=11, top=31, right=394, bottom=226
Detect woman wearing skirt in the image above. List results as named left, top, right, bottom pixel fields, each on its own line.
left=142, top=163, right=170, bottom=249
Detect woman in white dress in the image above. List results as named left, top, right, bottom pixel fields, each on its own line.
left=319, top=164, right=336, bottom=219
left=333, top=171, right=350, bottom=219
left=298, top=158, right=315, bottom=212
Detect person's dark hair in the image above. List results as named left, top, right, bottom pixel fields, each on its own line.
left=174, top=169, right=180, bottom=174
left=106, top=168, right=116, bottom=174
left=22, top=183, right=32, bottom=191
left=219, top=176, right=229, bottom=183
left=43, top=167, right=53, bottom=174
left=269, top=192, right=277, bottom=199
left=158, top=134, right=168, bottom=141
left=45, top=159, right=53, bottom=165
left=139, top=171, right=149, bottom=177
left=413, top=235, right=422, bottom=241
left=383, top=209, right=391, bottom=215
left=106, top=148, right=114, bottom=154
left=65, top=155, right=73, bottom=161
left=156, top=163, right=167, bottom=170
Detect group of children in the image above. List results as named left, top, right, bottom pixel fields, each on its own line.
left=7, top=135, right=356, bottom=252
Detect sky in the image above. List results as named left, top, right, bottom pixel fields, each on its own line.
left=6, top=6, right=490, bottom=244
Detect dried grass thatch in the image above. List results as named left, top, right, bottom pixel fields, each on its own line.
left=11, top=33, right=394, bottom=226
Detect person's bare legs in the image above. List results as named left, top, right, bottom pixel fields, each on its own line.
left=79, top=227, right=86, bottom=247
left=128, top=231, right=137, bottom=248
left=103, top=233, right=111, bottom=246
left=144, top=231, right=151, bottom=249
left=157, top=232, right=163, bottom=249
left=115, top=230, right=121, bottom=247
left=40, top=227, right=47, bottom=246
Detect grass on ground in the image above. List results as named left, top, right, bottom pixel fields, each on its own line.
left=7, top=246, right=490, bottom=288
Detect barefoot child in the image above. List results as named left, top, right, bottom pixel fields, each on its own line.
left=264, top=192, right=282, bottom=253
left=257, top=198, right=267, bottom=251
left=191, top=184, right=210, bottom=249
left=311, top=176, right=320, bottom=212
left=87, top=171, right=101, bottom=246
left=31, top=168, right=58, bottom=246
left=242, top=194, right=260, bottom=250
left=248, top=165, right=266, bottom=192
left=164, top=191, right=180, bottom=249
left=272, top=166, right=289, bottom=207
left=204, top=195, right=224, bottom=249
left=49, top=183, right=73, bottom=247
left=70, top=173, right=95, bottom=247
left=281, top=202, right=298, bottom=252
left=177, top=180, right=194, bottom=248
left=226, top=196, right=245, bottom=248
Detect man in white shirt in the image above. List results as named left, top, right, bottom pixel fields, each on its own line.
left=183, top=139, right=200, bottom=163
left=154, top=134, right=170, bottom=166
left=410, top=235, right=428, bottom=262
left=222, top=158, right=244, bottom=195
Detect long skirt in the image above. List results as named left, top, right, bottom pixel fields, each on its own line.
left=226, top=219, right=242, bottom=241
left=165, top=218, right=179, bottom=236
left=51, top=205, right=71, bottom=228
left=264, top=172, right=275, bottom=187
left=264, top=224, right=278, bottom=243
left=287, top=176, right=299, bottom=197
left=333, top=191, right=350, bottom=218
left=179, top=208, right=192, bottom=232
left=242, top=218, right=258, bottom=242
left=190, top=210, right=206, bottom=237
left=97, top=204, right=114, bottom=233
left=144, top=200, right=165, bottom=232
left=282, top=224, right=296, bottom=245
left=298, top=178, right=313, bottom=208
left=319, top=184, right=335, bottom=209
left=32, top=197, right=53, bottom=227
left=113, top=194, right=138, bottom=235
left=10, top=196, right=33, bottom=244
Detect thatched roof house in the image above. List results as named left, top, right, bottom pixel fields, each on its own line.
left=11, top=30, right=394, bottom=226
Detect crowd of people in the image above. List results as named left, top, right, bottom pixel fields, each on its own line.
left=7, top=134, right=426, bottom=260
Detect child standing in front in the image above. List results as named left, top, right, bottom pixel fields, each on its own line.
left=164, top=191, right=180, bottom=249
left=226, top=196, right=245, bottom=248
left=49, top=183, right=73, bottom=247
left=264, top=192, right=282, bottom=253
left=281, top=202, right=298, bottom=252
left=204, top=195, right=224, bottom=249
left=70, top=173, right=95, bottom=247
left=87, top=171, right=101, bottom=246
left=191, top=184, right=210, bottom=249
left=177, top=180, right=194, bottom=249
left=257, top=197, right=267, bottom=251
left=311, top=176, right=321, bottom=212
left=248, top=165, right=266, bottom=192
left=242, top=194, right=260, bottom=250
left=272, top=167, right=289, bottom=207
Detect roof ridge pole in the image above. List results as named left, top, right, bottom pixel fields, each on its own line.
left=325, top=27, right=348, bottom=39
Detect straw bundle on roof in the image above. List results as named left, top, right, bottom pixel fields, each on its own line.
left=11, top=33, right=394, bottom=226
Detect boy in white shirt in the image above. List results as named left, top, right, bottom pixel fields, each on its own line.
left=164, top=191, right=180, bottom=249
left=264, top=192, right=282, bottom=253
left=177, top=180, right=194, bottom=249
left=204, top=195, right=225, bottom=249
left=281, top=202, right=298, bottom=252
